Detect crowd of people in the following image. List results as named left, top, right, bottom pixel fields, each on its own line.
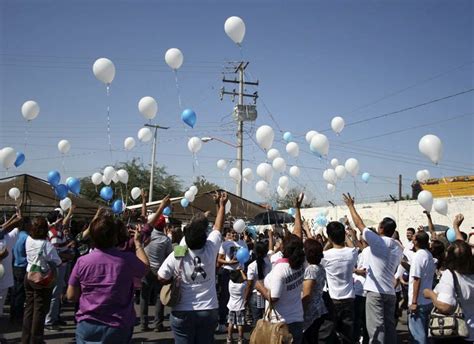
left=0, top=190, right=473, bottom=344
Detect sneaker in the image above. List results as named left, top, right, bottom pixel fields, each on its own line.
left=44, top=324, right=61, bottom=332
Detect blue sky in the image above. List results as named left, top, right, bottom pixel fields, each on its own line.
left=1, top=0, right=473, bottom=205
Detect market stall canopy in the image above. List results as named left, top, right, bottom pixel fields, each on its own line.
left=127, top=189, right=266, bottom=223
left=0, top=174, right=100, bottom=217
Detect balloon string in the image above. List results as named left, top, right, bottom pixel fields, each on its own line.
left=437, top=164, right=460, bottom=216
left=238, top=44, right=244, bottom=61
left=106, top=84, right=113, bottom=162
left=61, top=156, right=66, bottom=173
left=174, top=70, right=183, bottom=109
left=24, top=122, right=30, bottom=152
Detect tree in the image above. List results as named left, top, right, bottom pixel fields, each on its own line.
left=193, top=176, right=220, bottom=194
left=80, top=158, right=183, bottom=204
left=272, top=187, right=315, bottom=210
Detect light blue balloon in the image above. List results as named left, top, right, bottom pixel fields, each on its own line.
left=446, top=228, right=456, bottom=243
left=14, top=152, right=25, bottom=167
left=55, top=184, right=68, bottom=200
left=47, top=170, right=61, bottom=186
left=247, top=225, right=257, bottom=239
left=283, top=132, right=293, bottom=143
left=288, top=208, right=296, bottom=216
left=67, top=177, right=81, bottom=195
left=236, top=247, right=250, bottom=265
left=315, top=215, right=328, bottom=227
left=181, top=198, right=189, bottom=208
left=181, top=109, right=197, bottom=128
left=100, top=186, right=113, bottom=201
left=111, top=199, right=124, bottom=214
left=163, top=206, right=172, bottom=216
left=362, top=172, right=370, bottom=183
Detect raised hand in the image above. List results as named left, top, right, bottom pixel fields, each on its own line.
left=343, top=193, right=355, bottom=207
left=220, top=191, right=228, bottom=207
left=453, top=214, right=464, bottom=229
left=295, top=193, right=304, bottom=209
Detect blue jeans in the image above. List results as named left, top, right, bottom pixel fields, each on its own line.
left=218, top=269, right=231, bottom=325
left=45, top=264, right=66, bottom=325
left=171, top=309, right=219, bottom=344
left=288, top=322, right=304, bottom=344
left=249, top=293, right=264, bottom=326
left=76, top=320, right=133, bottom=344
left=408, top=304, right=433, bottom=344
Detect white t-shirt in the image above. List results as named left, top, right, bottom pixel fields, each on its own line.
left=408, top=249, right=436, bottom=305
left=434, top=270, right=474, bottom=341
left=264, top=260, right=304, bottom=324
left=321, top=247, right=358, bottom=300
left=158, top=230, right=222, bottom=311
left=247, top=256, right=272, bottom=294
left=394, top=264, right=406, bottom=293
left=25, top=236, right=62, bottom=273
left=270, top=251, right=283, bottom=266
left=0, top=228, right=19, bottom=289
left=228, top=280, right=247, bottom=311
left=363, top=228, right=403, bottom=295
left=353, top=247, right=370, bottom=297
left=219, top=239, right=247, bottom=271
left=403, top=243, right=415, bottom=264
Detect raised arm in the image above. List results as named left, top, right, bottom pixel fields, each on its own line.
left=147, top=195, right=170, bottom=225
left=343, top=193, right=366, bottom=233
left=1, top=212, right=21, bottom=232
left=293, top=193, right=304, bottom=239
left=453, top=214, right=464, bottom=241
left=140, top=189, right=148, bottom=219
left=423, top=211, right=437, bottom=240
left=214, top=191, right=228, bottom=232
left=82, top=207, right=106, bottom=240
left=132, top=225, right=150, bottom=269
left=62, top=205, right=75, bottom=227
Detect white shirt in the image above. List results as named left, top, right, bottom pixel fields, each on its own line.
left=394, top=264, right=406, bottom=293
left=321, top=247, right=358, bottom=300
left=270, top=251, right=283, bottom=266
left=434, top=270, right=474, bottom=341
left=363, top=228, right=403, bottom=295
left=25, top=236, right=62, bottom=273
left=264, top=260, right=304, bottom=324
left=408, top=249, right=436, bottom=305
left=227, top=280, right=247, bottom=311
left=219, top=239, right=247, bottom=271
left=247, top=256, right=272, bottom=294
left=353, top=247, right=370, bottom=297
left=158, top=230, right=222, bottom=311
left=403, top=242, right=415, bottom=264
left=0, top=228, right=19, bottom=289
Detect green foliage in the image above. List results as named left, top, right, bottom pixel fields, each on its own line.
left=193, top=176, right=220, bottom=194
left=272, top=187, right=315, bottom=210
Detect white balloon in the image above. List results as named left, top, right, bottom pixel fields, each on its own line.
left=233, top=219, right=246, bottom=234
left=416, top=169, right=430, bottom=183
left=103, top=166, right=116, bottom=180
left=256, top=125, right=274, bottom=150
left=335, top=165, right=347, bottom=179
left=91, top=172, right=103, bottom=185
left=112, top=174, right=120, bottom=184
left=131, top=187, right=141, bottom=200
left=124, top=137, right=136, bottom=151
left=305, top=130, right=318, bottom=144
left=310, top=134, right=329, bottom=156
left=267, top=148, right=280, bottom=161
left=60, top=197, right=72, bottom=211
left=229, top=167, right=242, bottom=183
left=138, top=96, right=158, bottom=120
left=92, top=58, right=115, bottom=84
left=272, top=157, right=286, bottom=173
left=58, top=140, right=71, bottom=154
left=255, top=180, right=270, bottom=198
left=417, top=190, right=433, bottom=212
left=225, top=201, right=232, bottom=214
left=8, top=187, right=20, bottom=200
left=138, top=127, right=153, bottom=143
left=189, top=186, right=198, bottom=195
left=279, top=176, right=289, bottom=189
left=419, top=134, right=443, bottom=164
left=185, top=190, right=194, bottom=201
left=344, top=158, right=360, bottom=177
left=277, top=186, right=288, bottom=199
left=242, top=168, right=253, bottom=183
left=187, top=137, right=202, bottom=154
left=286, top=142, right=299, bottom=158
left=434, top=199, right=448, bottom=216
left=327, top=183, right=336, bottom=192
left=21, top=100, right=40, bottom=121
left=289, top=166, right=300, bottom=178
left=323, top=169, right=337, bottom=184
left=102, top=175, right=111, bottom=186
left=224, top=16, right=246, bottom=45
left=165, top=48, right=184, bottom=70
left=256, top=163, right=273, bottom=183
left=117, top=169, right=129, bottom=184
left=217, top=159, right=228, bottom=171
left=330, top=158, right=339, bottom=168
left=331, top=116, right=345, bottom=134
left=0, top=147, right=16, bottom=169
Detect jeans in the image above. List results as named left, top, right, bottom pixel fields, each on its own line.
left=366, top=291, right=397, bottom=344
left=45, top=263, right=66, bottom=325
left=249, top=293, right=264, bottom=326
left=408, top=304, right=433, bottom=344
left=10, top=266, right=27, bottom=321
left=287, top=322, right=304, bottom=344
left=139, top=271, right=164, bottom=329
left=303, top=313, right=336, bottom=344
left=354, top=295, right=369, bottom=344
left=21, top=279, right=53, bottom=344
left=218, top=269, right=231, bottom=325
left=0, top=288, right=7, bottom=316
left=328, top=298, right=354, bottom=344
left=76, top=320, right=133, bottom=344
left=170, top=309, right=219, bottom=344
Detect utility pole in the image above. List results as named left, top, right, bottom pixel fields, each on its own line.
left=220, top=62, right=259, bottom=197
left=145, top=124, right=169, bottom=203
left=398, top=174, right=402, bottom=200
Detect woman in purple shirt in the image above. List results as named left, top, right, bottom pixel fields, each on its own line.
left=66, top=215, right=149, bottom=344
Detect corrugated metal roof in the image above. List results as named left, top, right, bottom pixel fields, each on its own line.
left=420, top=176, right=474, bottom=197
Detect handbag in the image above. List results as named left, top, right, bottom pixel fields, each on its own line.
left=250, top=292, right=293, bottom=344
left=160, top=247, right=186, bottom=308
left=428, top=269, right=469, bottom=339
left=27, top=241, right=57, bottom=289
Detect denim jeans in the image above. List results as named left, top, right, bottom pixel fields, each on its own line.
left=354, top=295, right=369, bottom=344
left=170, top=309, right=219, bottom=344
left=249, top=293, right=264, bottom=326
left=287, top=322, right=304, bottom=344
left=366, top=292, right=397, bottom=344
left=11, top=266, right=27, bottom=322
left=327, top=298, right=354, bottom=344
left=218, top=269, right=231, bottom=325
left=303, top=313, right=336, bottom=344
left=139, top=271, right=164, bottom=329
left=76, top=320, right=133, bottom=344
left=408, top=303, right=433, bottom=344
left=45, top=264, right=66, bottom=325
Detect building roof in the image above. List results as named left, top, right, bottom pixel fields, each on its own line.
left=419, top=175, right=474, bottom=198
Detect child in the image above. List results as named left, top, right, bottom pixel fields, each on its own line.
left=227, top=269, right=247, bottom=344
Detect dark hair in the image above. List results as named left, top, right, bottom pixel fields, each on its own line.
left=184, top=213, right=209, bottom=250
left=430, top=240, right=445, bottom=269
left=169, top=226, right=183, bottom=245
left=461, top=232, right=468, bottom=241
left=254, top=241, right=269, bottom=280
left=282, top=234, right=305, bottom=270
left=89, top=215, right=119, bottom=249
left=380, top=218, right=397, bottom=237
left=46, top=210, right=61, bottom=224
left=229, top=270, right=244, bottom=283
left=304, top=239, right=323, bottom=265
left=326, top=221, right=345, bottom=245
left=30, top=217, right=49, bottom=239
left=445, top=240, right=474, bottom=275
left=406, top=228, right=415, bottom=235
left=415, top=231, right=430, bottom=250
left=21, top=216, right=32, bottom=232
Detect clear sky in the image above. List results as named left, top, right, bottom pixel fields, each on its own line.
left=1, top=0, right=473, bottom=205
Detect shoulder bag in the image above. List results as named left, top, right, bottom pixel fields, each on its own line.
left=27, top=241, right=57, bottom=289
left=160, top=246, right=186, bottom=307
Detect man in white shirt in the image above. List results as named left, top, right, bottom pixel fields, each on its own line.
left=321, top=221, right=358, bottom=343
left=408, top=231, right=435, bottom=343
left=344, top=193, right=403, bottom=344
